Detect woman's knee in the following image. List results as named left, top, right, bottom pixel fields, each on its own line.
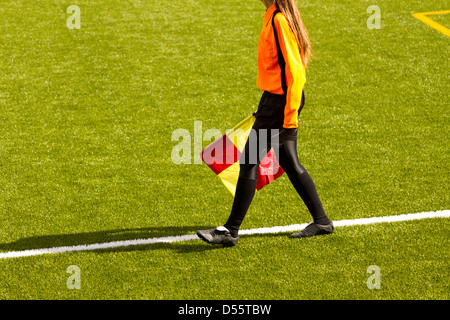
left=279, top=141, right=305, bottom=176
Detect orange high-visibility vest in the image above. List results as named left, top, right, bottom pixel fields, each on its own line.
left=257, top=4, right=306, bottom=129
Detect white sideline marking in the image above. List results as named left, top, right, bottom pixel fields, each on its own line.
left=0, top=210, right=448, bottom=259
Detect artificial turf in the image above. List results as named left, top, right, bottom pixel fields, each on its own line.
left=0, top=0, right=448, bottom=300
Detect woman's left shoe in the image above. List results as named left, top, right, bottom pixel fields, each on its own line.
left=290, top=221, right=334, bottom=238
left=197, top=226, right=239, bottom=247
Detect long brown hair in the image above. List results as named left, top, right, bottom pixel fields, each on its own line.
left=275, top=0, right=313, bottom=67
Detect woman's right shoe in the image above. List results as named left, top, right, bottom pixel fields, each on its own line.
left=197, top=226, right=239, bottom=247
left=290, top=221, right=334, bottom=238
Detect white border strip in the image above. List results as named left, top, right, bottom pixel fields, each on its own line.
left=0, top=210, right=448, bottom=259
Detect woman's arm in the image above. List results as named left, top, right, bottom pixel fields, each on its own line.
left=274, top=14, right=306, bottom=129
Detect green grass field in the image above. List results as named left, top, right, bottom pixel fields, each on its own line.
left=0, top=0, right=448, bottom=300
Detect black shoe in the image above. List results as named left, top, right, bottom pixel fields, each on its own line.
left=197, top=226, right=239, bottom=247
left=290, top=222, right=334, bottom=238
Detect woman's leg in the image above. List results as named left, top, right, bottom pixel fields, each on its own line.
left=277, top=139, right=331, bottom=225
left=223, top=128, right=269, bottom=238
left=197, top=126, right=270, bottom=246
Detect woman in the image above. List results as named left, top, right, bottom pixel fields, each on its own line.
left=197, top=0, right=333, bottom=246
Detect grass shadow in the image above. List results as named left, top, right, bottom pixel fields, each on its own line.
left=0, top=227, right=308, bottom=255
left=0, top=225, right=221, bottom=254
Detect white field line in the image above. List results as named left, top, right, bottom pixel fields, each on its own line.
left=0, top=210, right=448, bottom=259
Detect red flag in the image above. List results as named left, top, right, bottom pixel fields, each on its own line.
left=201, top=114, right=284, bottom=196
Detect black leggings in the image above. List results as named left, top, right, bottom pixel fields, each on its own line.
left=224, top=131, right=330, bottom=237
